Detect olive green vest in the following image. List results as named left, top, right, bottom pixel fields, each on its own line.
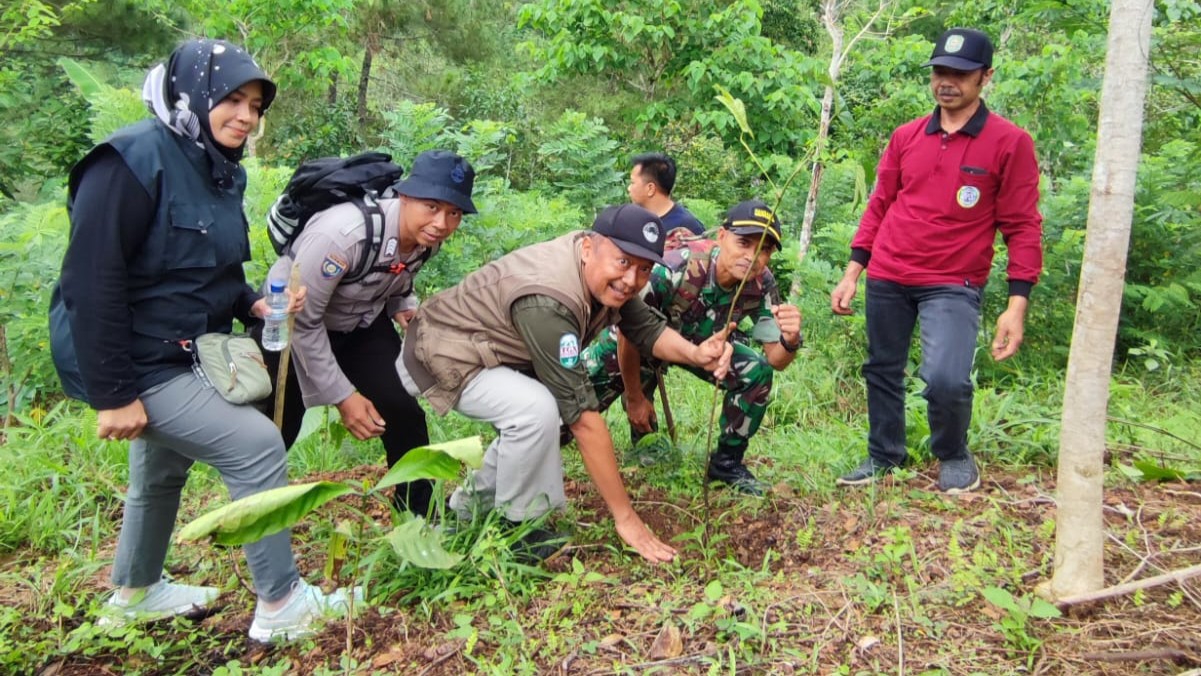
left=404, top=232, right=621, bottom=414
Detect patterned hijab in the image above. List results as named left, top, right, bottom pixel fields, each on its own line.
left=142, top=39, right=276, bottom=188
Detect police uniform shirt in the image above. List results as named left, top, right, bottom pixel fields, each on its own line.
left=268, top=198, right=429, bottom=408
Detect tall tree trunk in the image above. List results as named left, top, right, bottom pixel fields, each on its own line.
left=357, top=46, right=374, bottom=125
left=328, top=72, right=339, bottom=105
left=1045, top=0, right=1153, bottom=599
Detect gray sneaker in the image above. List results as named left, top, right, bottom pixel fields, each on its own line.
left=97, top=580, right=218, bottom=627
left=939, top=453, right=981, bottom=494
left=248, top=578, right=363, bottom=643
left=836, top=458, right=895, bottom=487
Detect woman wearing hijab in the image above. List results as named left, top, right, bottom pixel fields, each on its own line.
left=55, top=39, right=350, bottom=642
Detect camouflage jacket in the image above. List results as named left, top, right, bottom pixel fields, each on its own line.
left=646, top=239, right=782, bottom=345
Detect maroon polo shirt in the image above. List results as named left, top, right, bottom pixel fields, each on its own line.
left=851, top=102, right=1043, bottom=297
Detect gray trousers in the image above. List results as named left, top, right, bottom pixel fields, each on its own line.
left=397, top=360, right=564, bottom=521
left=112, top=371, right=299, bottom=602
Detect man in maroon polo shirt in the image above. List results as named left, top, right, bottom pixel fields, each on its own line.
left=830, top=27, right=1043, bottom=493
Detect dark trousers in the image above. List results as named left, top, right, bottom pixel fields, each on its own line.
left=258, top=313, right=432, bottom=514
left=863, top=279, right=981, bottom=466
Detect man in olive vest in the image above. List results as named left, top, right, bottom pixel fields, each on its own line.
left=396, top=204, right=733, bottom=564
left=582, top=199, right=803, bottom=495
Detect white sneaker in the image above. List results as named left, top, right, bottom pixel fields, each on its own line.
left=248, top=578, right=363, bottom=643
left=97, top=580, right=219, bottom=627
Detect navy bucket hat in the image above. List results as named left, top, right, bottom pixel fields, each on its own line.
left=394, top=150, right=477, bottom=214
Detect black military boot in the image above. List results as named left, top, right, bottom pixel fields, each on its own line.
left=707, top=446, right=766, bottom=496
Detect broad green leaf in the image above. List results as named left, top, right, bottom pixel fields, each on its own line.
left=385, top=519, right=463, bottom=569
left=178, top=481, right=354, bottom=546
left=981, top=586, right=1020, bottom=614
left=713, top=85, right=753, bottom=138
left=1132, top=460, right=1189, bottom=482
left=427, top=436, right=485, bottom=468
left=1027, top=598, right=1062, bottom=619
left=375, top=436, right=484, bottom=491
left=57, top=57, right=106, bottom=97
left=704, top=579, right=724, bottom=602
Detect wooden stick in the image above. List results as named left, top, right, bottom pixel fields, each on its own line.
left=655, top=365, right=677, bottom=443
left=1081, top=649, right=1197, bottom=663
left=1054, top=562, right=1201, bottom=607
left=272, top=263, right=302, bottom=429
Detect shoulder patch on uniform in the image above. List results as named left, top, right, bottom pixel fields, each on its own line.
left=383, top=237, right=398, bottom=258
left=559, top=333, right=581, bottom=368
left=321, top=253, right=348, bottom=278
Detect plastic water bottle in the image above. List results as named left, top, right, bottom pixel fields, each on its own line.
left=261, top=280, right=289, bottom=352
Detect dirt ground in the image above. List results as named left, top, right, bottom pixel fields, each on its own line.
left=23, top=467, right=1201, bottom=675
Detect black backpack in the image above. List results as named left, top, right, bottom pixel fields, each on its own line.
left=266, top=152, right=408, bottom=283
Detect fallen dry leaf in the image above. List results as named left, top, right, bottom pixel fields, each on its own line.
left=648, top=621, right=683, bottom=660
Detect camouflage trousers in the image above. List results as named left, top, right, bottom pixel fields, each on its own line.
left=582, top=329, right=773, bottom=453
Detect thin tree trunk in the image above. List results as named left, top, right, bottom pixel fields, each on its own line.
left=792, top=0, right=893, bottom=298
left=328, top=72, right=339, bottom=105
left=357, top=46, right=374, bottom=124
left=1043, top=0, right=1153, bottom=599
left=797, top=0, right=843, bottom=272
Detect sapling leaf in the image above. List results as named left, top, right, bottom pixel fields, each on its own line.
left=385, top=519, right=463, bottom=569
left=713, top=85, right=753, bottom=138
left=178, top=481, right=354, bottom=546
left=376, top=437, right=485, bottom=491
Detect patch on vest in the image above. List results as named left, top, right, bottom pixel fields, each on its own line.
left=956, top=185, right=981, bottom=209
left=321, top=254, right=348, bottom=278
left=559, top=333, right=580, bottom=368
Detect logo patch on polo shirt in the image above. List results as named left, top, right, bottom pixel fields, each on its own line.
left=321, top=254, right=347, bottom=278
left=956, top=185, right=981, bottom=208
left=559, top=333, right=580, bottom=368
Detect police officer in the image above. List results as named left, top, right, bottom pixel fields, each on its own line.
left=582, top=199, right=803, bottom=495
left=262, top=150, right=477, bottom=516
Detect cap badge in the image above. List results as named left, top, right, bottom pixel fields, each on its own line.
left=642, top=222, right=660, bottom=243
left=450, top=164, right=466, bottom=184
left=945, top=34, right=965, bottom=53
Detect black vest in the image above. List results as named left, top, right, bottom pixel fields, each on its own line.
left=51, top=119, right=253, bottom=400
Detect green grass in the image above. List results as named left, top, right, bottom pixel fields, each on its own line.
left=2, top=344, right=1199, bottom=673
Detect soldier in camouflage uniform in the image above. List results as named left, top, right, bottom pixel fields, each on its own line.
left=582, top=199, right=803, bottom=494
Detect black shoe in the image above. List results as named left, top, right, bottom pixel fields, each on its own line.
left=503, top=520, right=570, bottom=564
left=707, top=463, right=766, bottom=495
left=707, top=446, right=766, bottom=496
left=835, top=457, right=895, bottom=486
left=938, top=452, right=980, bottom=494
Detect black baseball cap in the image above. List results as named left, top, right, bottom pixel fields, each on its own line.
left=394, top=150, right=477, bottom=214
left=924, top=28, right=994, bottom=71
left=722, top=199, right=783, bottom=249
left=592, top=204, right=666, bottom=265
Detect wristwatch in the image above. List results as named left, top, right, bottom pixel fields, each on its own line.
left=780, top=333, right=803, bottom=353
